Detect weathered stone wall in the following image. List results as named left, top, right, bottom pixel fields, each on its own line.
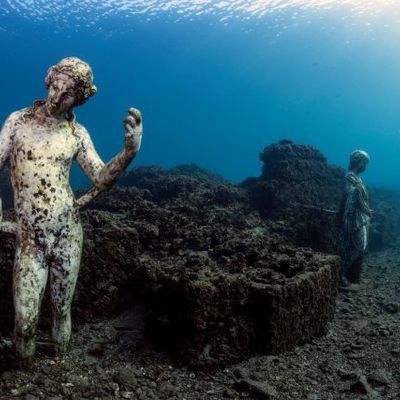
left=141, top=241, right=339, bottom=369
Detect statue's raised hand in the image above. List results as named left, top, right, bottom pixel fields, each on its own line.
left=124, top=108, right=143, bottom=155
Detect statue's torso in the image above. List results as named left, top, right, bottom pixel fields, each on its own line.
left=341, top=171, right=370, bottom=252
left=8, top=110, right=81, bottom=227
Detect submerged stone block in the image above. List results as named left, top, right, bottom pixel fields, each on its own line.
left=141, top=249, right=339, bottom=369
left=252, top=261, right=338, bottom=354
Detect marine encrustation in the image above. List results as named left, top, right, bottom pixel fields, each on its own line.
left=0, top=57, right=143, bottom=365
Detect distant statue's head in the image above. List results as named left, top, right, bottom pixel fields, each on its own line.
left=45, top=57, right=97, bottom=106
left=349, top=150, right=370, bottom=173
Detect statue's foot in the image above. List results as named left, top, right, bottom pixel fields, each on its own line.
left=0, top=339, right=15, bottom=373
left=339, top=276, right=350, bottom=288
left=53, top=341, right=71, bottom=357
left=14, top=356, right=34, bottom=371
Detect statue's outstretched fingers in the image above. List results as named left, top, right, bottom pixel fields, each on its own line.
left=124, top=115, right=136, bottom=127
left=128, top=107, right=142, bottom=124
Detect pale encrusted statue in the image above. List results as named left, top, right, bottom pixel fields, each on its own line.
left=0, top=57, right=143, bottom=365
left=338, top=150, right=372, bottom=286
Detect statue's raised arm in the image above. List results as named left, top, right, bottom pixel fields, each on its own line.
left=99, top=106, right=143, bottom=187
left=75, top=107, right=142, bottom=207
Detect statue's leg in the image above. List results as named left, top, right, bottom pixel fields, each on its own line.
left=13, top=238, right=48, bottom=363
left=347, top=254, right=363, bottom=283
left=346, top=227, right=366, bottom=284
left=49, top=224, right=83, bottom=355
left=339, top=259, right=351, bottom=286
left=338, top=236, right=352, bottom=285
left=338, top=231, right=348, bottom=283
left=339, top=247, right=359, bottom=286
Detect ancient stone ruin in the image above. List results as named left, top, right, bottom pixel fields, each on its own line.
left=0, top=160, right=342, bottom=369
left=83, top=170, right=339, bottom=369
left=2, top=141, right=400, bottom=370
left=242, top=140, right=345, bottom=253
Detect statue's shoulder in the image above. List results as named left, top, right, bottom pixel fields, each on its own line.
left=73, top=121, right=88, bottom=134
left=345, top=171, right=358, bottom=183
left=4, top=108, right=28, bottom=123
left=1, top=109, right=30, bottom=133
left=72, top=122, right=90, bottom=139
left=71, top=122, right=93, bottom=147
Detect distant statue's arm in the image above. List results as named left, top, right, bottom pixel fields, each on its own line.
left=342, top=183, right=356, bottom=233
left=75, top=108, right=142, bottom=191
left=354, top=185, right=372, bottom=217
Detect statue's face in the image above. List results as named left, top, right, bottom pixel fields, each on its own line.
left=46, top=72, right=78, bottom=116
left=356, top=158, right=368, bottom=173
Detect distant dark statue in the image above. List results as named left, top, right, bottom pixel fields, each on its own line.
left=0, top=57, right=143, bottom=366
left=338, top=150, right=372, bottom=286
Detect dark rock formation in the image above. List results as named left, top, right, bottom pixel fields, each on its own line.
left=119, top=164, right=229, bottom=192
left=242, top=140, right=345, bottom=254
left=86, top=168, right=339, bottom=369
left=0, top=165, right=339, bottom=369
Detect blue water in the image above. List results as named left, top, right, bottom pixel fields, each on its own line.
left=1, top=1, right=400, bottom=188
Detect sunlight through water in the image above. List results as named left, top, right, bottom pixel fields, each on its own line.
left=0, top=0, right=398, bottom=27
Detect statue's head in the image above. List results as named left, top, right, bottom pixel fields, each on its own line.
left=349, top=150, right=370, bottom=173
left=45, top=57, right=97, bottom=108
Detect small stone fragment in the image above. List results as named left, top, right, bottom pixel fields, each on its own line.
left=368, top=370, right=391, bottom=386
left=236, top=379, right=277, bottom=400
left=350, top=375, right=377, bottom=396
left=383, top=302, right=400, bottom=314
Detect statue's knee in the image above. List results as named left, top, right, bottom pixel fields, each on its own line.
left=15, top=316, right=37, bottom=337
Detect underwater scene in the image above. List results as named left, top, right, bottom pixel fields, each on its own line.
left=1, top=1, right=400, bottom=399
